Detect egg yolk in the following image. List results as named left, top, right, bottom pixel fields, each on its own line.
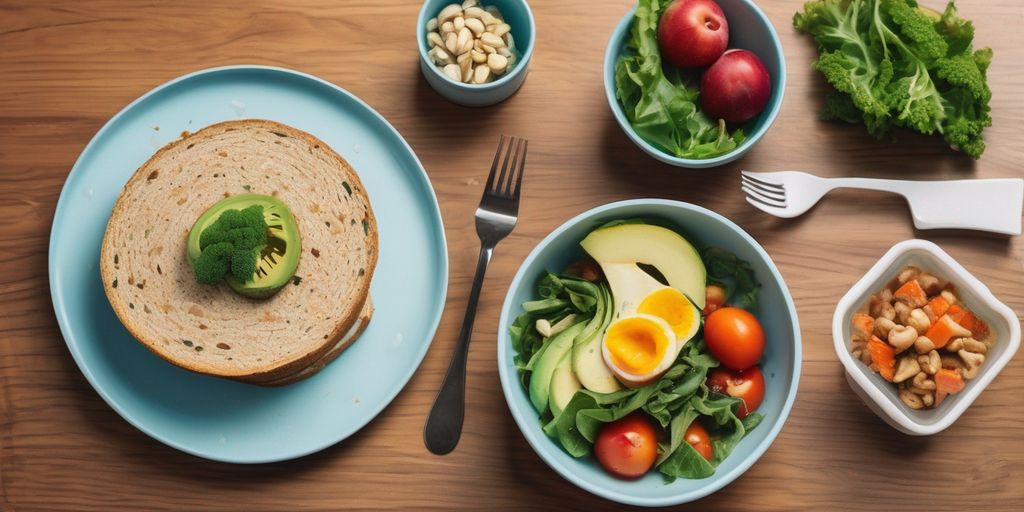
left=605, top=317, right=671, bottom=374
left=638, top=287, right=697, bottom=339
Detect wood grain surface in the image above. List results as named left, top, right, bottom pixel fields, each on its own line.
left=2, top=0, right=1023, bottom=510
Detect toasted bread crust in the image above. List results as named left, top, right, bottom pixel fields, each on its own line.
left=99, top=119, right=377, bottom=382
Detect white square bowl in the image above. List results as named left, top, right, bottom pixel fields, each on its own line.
left=832, top=239, right=1020, bottom=435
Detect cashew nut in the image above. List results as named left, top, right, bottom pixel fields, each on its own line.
left=897, top=266, right=921, bottom=285
left=878, top=287, right=893, bottom=304
left=535, top=318, right=552, bottom=337
left=894, top=301, right=912, bottom=324
left=919, top=350, right=941, bottom=375
left=887, top=325, right=918, bottom=352
left=874, top=317, right=897, bottom=340
left=878, top=301, right=896, bottom=321
left=870, top=296, right=892, bottom=319
left=914, top=335, right=935, bottom=355
left=912, top=371, right=935, bottom=390
left=940, top=289, right=957, bottom=306
left=922, top=392, right=934, bottom=407
left=893, top=356, right=921, bottom=383
left=940, top=354, right=964, bottom=371
left=917, top=273, right=942, bottom=295
left=962, top=338, right=988, bottom=354
left=958, top=350, right=985, bottom=380
left=899, top=389, right=925, bottom=409
left=907, top=308, right=931, bottom=334
left=945, top=337, right=965, bottom=352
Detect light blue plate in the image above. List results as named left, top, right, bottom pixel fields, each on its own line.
left=48, top=66, right=448, bottom=463
left=497, top=199, right=800, bottom=506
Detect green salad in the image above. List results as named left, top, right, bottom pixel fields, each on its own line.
left=614, top=0, right=748, bottom=159
left=511, top=220, right=769, bottom=480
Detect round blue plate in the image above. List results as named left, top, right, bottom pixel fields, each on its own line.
left=49, top=66, right=448, bottom=463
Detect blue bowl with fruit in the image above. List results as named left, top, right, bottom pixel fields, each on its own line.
left=604, top=0, right=786, bottom=168
left=497, top=199, right=801, bottom=506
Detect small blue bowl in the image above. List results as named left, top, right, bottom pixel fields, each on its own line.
left=604, top=0, right=786, bottom=168
left=417, top=0, right=535, bottom=107
left=497, top=199, right=801, bottom=507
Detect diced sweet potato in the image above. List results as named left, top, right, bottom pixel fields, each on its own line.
left=894, top=279, right=927, bottom=308
left=852, top=313, right=874, bottom=340
left=868, top=336, right=896, bottom=382
left=925, top=315, right=971, bottom=349
left=934, top=369, right=966, bottom=406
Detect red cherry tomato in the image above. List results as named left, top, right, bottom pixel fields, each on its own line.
left=594, top=412, right=658, bottom=478
left=707, top=366, right=766, bottom=419
left=704, top=307, right=765, bottom=370
left=684, top=422, right=714, bottom=461
left=703, top=283, right=727, bottom=316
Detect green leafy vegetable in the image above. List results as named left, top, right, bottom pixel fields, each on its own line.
left=614, top=0, right=746, bottom=159
left=702, top=247, right=760, bottom=309
left=510, top=272, right=605, bottom=374
left=794, top=0, right=993, bottom=158
left=192, top=205, right=268, bottom=284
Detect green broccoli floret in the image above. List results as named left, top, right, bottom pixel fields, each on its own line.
left=192, top=205, right=268, bottom=284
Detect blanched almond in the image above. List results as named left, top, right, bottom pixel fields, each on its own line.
left=463, top=6, right=485, bottom=19
left=437, top=4, right=462, bottom=25
left=473, top=64, right=490, bottom=84
left=456, top=27, right=473, bottom=54
left=487, top=53, right=508, bottom=74
left=465, top=17, right=485, bottom=36
left=427, top=32, right=444, bottom=49
left=481, top=32, right=505, bottom=48
left=442, top=64, right=460, bottom=81
left=491, top=23, right=511, bottom=37
left=444, top=32, right=458, bottom=54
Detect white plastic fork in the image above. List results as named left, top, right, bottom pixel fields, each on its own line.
left=741, top=170, right=1024, bottom=235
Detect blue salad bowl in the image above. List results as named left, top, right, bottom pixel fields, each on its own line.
left=497, top=199, right=801, bottom=506
left=417, top=0, right=535, bottom=107
left=604, top=0, right=786, bottom=168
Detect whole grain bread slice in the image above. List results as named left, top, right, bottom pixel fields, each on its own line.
left=248, top=297, right=374, bottom=386
left=100, top=119, right=378, bottom=382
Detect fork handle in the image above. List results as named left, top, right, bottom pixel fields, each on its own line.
left=826, top=177, right=1024, bottom=235
left=423, top=244, right=493, bottom=455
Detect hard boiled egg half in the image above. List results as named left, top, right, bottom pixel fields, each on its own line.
left=600, top=263, right=701, bottom=387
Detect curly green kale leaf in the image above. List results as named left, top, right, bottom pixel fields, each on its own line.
left=795, top=0, right=992, bottom=158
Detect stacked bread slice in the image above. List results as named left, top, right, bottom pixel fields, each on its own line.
left=100, top=120, right=377, bottom=385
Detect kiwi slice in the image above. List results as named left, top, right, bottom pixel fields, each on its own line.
left=186, top=194, right=301, bottom=298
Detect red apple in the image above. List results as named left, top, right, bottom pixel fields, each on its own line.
left=700, top=49, right=771, bottom=123
left=658, top=0, right=729, bottom=69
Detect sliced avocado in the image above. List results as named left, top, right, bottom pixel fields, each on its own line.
left=529, top=321, right=586, bottom=414
left=549, top=350, right=582, bottom=417
left=580, top=223, right=707, bottom=309
left=187, top=194, right=301, bottom=298
left=572, top=285, right=622, bottom=393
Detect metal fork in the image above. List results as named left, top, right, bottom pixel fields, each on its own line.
left=424, top=135, right=528, bottom=455
left=741, top=170, right=1023, bottom=235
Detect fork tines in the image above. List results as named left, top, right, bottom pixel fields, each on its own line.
left=741, top=171, right=786, bottom=208
left=484, top=135, right=528, bottom=201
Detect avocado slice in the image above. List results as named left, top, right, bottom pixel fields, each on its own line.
left=571, top=284, right=622, bottom=393
left=580, top=223, right=706, bottom=309
left=529, top=321, right=586, bottom=414
left=187, top=194, right=301, bottom=298
left=549, top=350, right=582, bottom=417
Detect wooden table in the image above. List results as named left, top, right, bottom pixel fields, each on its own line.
left=2, top=0, right=1022, bottom=510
